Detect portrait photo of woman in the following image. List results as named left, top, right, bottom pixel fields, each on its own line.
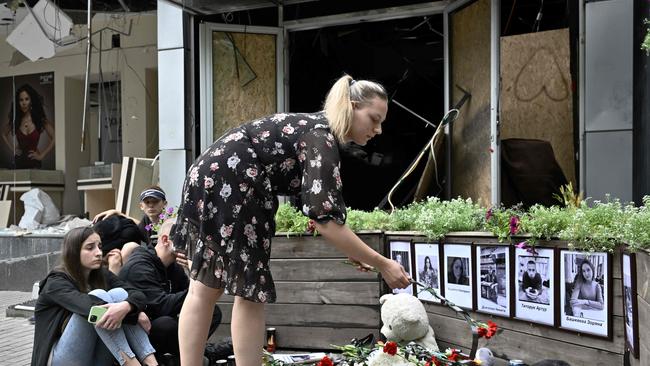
left=447, top=257, right=469, bottom=286
left=568, top=258, right=604, bottom=318
left=418, top=256, right=438, bottom=288
left=443, top=244, right=473, bottom=309
left=0, top=73, right=55, bottom=170
left=560, top=250, right=610, bottom=337
left=414, top=243, right=440, bottom=303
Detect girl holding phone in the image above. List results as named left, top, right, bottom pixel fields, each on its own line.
left=31, top=227, right=158, bottom=366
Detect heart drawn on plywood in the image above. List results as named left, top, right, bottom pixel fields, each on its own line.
left=514, top=47, right=569, bottom=102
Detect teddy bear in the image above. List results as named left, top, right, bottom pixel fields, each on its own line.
left=379, top=293, right=439, bottom=352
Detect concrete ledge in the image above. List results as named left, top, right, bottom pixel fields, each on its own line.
left=0, top=252, right=60, bottom=291
left=0, top=235, right=63, bottom=261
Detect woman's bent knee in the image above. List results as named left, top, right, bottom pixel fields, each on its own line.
left=107, top=287, right=128, bottom=302
left=187, top=280, right=224, bottom=304
left=89, top=289, right=111, bottom=302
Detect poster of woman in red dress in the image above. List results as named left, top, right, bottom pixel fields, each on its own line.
left=0, top=72, right=55, bottom=169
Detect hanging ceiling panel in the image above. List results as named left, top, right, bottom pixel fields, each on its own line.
left=166, top=0, right=318, bottom=15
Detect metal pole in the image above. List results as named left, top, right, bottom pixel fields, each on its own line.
left=392, top=99, right=438, bottom=128
left=490, top=0, right=500, bottom=206
left=81, top=0, right=92, bottom=151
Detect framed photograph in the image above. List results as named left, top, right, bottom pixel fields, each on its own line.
left=621, top=251, right=639, bottom=358
left=443, top=243, right=473, bottom=309
left=559, top=250, right=611, bottom=338
left=475, top=245, right=510, bottom=317
left=389, top=240, right=413, bottom=295
left=414, top=242, right=442, bottom=303
left=514, top=247, right=555, bottom=326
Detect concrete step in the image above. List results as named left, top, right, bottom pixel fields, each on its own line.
left=6, top=299, right=36, bottom=319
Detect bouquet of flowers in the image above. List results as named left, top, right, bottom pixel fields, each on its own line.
left=144, top=206, right=177, bottom=233
left=331, top=341, right=492, bottom=366
left=263, top=263, right=498, bottom=366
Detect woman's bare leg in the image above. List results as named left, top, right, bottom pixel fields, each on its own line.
left=231, top=296, right=265, bottom=366
left=179, top=280, right=223, bottom=366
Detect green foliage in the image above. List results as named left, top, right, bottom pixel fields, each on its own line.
left=520, top=205, right=573, bottom=244
left=643, top=19, right=650, bottom=55
left=410, top=197, right=485, bottom=240
left=388, top=200, right=428, bottom=231
left=622, top=196, right=650, bottom=251
left=274, top=203, right=309, bottom=234
left=553, top=182, right=583, bottom=208
left=346, top=208, right=392, bottom=231
left=273, top=196, right=650, bottom=252
left=559, top=197, right=627, bottom=252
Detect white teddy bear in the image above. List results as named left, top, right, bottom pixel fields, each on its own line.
left=379, top=293, right=439, bottom=352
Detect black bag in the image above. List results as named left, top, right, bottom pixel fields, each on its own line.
left=204, top=338, right=234, bottom=364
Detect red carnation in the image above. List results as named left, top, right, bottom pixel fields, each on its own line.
left=486, top=320, right=498, bottom=338
left=477, top=326, right=488, bottom=338
left=383, top=341, right=398, bottom=355
left=447, top=349, right=461, bottom=362
left=307, top=219, right=316, bottom=234
left=317, top=356, right=333, bottom=366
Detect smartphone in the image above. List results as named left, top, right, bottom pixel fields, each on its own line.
left=87, top=305, right=108, bottom=324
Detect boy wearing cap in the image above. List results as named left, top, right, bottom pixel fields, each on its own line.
left=136, top=186, right=168, bottom=243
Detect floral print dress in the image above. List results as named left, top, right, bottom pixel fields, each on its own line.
left=172, top=112, right=346, bottom=303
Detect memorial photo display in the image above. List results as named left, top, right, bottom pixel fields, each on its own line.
left=622, top=252, right=639, bottom=358
left=389, top=240, right=413, bottom=295
left=514, top=247, right=555, bottom=326
left=414, top=242, right=442, bottom=303
left=559, top=250, right=610, bottom=337
left=476, top=245, right=510, bottom=317
left=443, top=243, right=473, bottom=309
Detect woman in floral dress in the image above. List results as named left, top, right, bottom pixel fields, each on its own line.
left=173, top=74, right=410, bottom=366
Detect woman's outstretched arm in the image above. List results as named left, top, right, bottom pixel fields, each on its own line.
left=314, top=220, right=410, bottom=289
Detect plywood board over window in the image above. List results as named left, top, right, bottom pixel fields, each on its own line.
left=212, top=31, right=276, bottom=141
left=450, top=0, right=492, bottom=205
left=500, top=29, right=576, bottom=186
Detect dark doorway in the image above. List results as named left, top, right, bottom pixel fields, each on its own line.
left=288, top=15, right=445, bottom=210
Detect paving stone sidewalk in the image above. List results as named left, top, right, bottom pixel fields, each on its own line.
left=0, top=291, right=34, bottom=366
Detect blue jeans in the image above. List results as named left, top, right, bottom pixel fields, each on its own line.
left=50, top=288, right=156, bottom=366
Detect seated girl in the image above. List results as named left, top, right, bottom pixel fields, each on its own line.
left=570, top=258, right=604, bottom=316
left=31, top=226, right=159, bottom=366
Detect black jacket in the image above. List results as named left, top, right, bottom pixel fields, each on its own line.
left=118, top=245, right=189, bottom=319
left=31, top=268, right=146, bottom=366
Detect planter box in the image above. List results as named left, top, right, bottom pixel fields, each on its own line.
left=208, top=230, right=648, bottom=363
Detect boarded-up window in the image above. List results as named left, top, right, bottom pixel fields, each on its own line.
left=212, top=31, right=277, bottom=141
left=449, top=0, right=492, bottom=205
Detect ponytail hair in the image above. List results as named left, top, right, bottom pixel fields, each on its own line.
left=323, top=74, right=387, bottom=142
